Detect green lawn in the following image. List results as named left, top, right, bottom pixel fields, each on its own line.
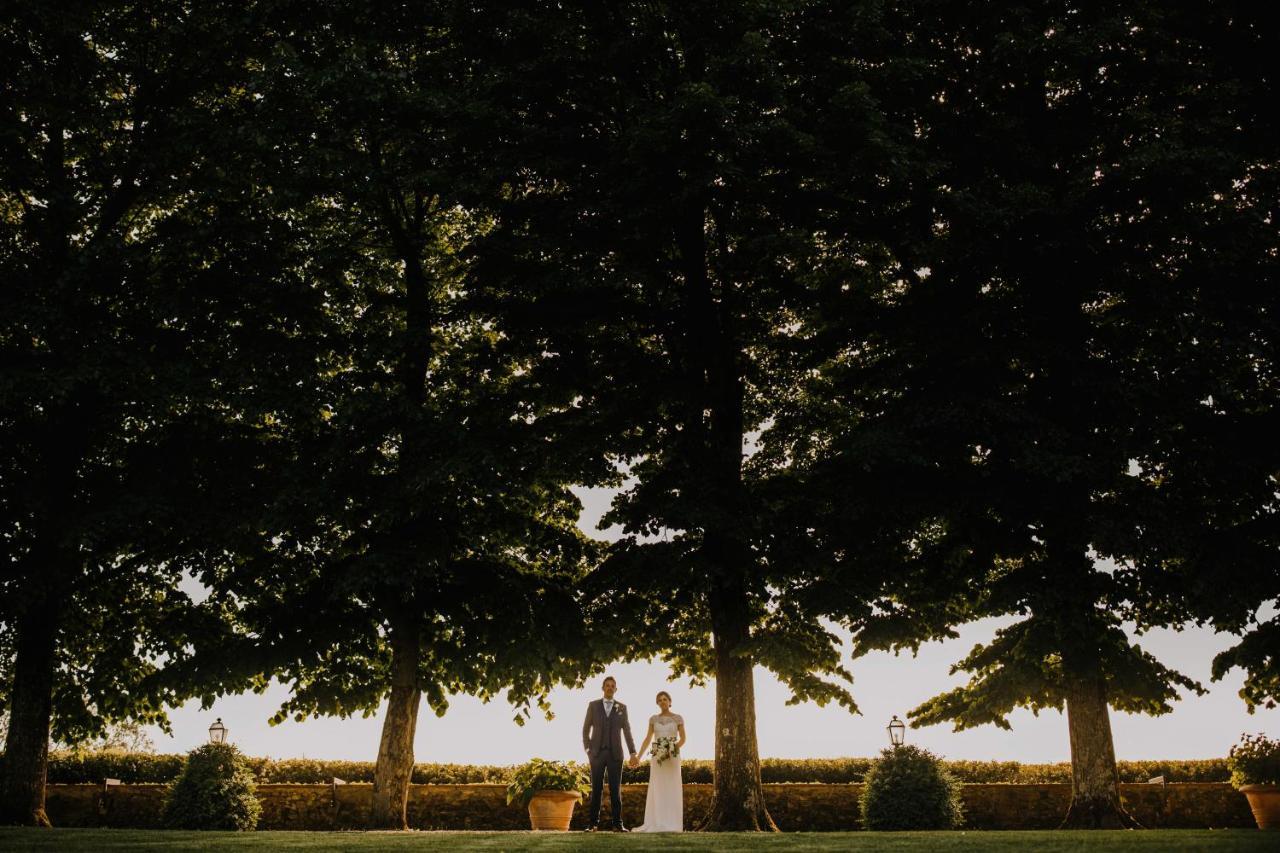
left=0, top=829, right=1273, bottom=852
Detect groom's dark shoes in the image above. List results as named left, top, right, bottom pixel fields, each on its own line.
left=612, top=824, right=630, bottom=832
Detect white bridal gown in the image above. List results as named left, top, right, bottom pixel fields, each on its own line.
left=636, top=714, right=683, bottom=832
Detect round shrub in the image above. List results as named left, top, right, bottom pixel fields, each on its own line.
left=860, top=745, right=963, bottom=831
left=162, top=743, right=262, bottom=831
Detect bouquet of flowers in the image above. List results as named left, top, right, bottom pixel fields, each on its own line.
left=650, top=736, right=679, bottom=765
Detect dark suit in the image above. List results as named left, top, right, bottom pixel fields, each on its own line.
left=582, top=698, right=636, bottom=828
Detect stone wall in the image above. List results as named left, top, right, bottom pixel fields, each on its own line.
left=959, top=783, right=1255, bottom=831
left=45, top=782, right=1256, bottom=831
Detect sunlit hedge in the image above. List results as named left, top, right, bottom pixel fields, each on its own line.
left=30, top=751, right=1229, bottom=785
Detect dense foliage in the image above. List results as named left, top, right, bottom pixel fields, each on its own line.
left=161, top=744, right=261, bottom=831
left=763, top=0, right=1278, bottom=829
left=460, top=0, right=893, bottom=828
left=1227, top=734, right=1280, bottom=788
left=2, top=0, right=1275, bottom=833
left=0, top=0, right=327, bottom=826
left=150, top=1, right=608, bottom=830
left=860, top=746, right=964, bottom=831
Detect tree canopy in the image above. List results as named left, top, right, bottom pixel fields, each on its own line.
left=0, top=0, right=321, bottom=824
left=1, top=0, right=1275, bottom=833
left=456, top=0, right=912, bottom=829
left=764, top=0, right=1279, bottom=828
left=187, top=2, right=606, bottom=828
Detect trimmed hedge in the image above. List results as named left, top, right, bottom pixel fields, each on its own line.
left=25, top=751, right=1230, bottom=785
left=265, top=759, right=510, bottom=785
left=29, top=752, right=509, bottom=785
left=41, top=752, right=187, bottom=784
left=1004, top=759, right=1231, bottom=784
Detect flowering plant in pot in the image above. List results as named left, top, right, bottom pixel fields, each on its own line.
left=1228, top=733, right=1280, bottom=830
left=506, top=758, right=591, bottom=831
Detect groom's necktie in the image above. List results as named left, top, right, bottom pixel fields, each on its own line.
left=603, top=699, right=614, bottom=716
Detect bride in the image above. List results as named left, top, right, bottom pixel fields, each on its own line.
left=631, top=691, right=687, bottom=832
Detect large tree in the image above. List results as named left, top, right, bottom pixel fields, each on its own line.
left=197, top=3, right=605, bottom=829
left=0, top=1, right=318, bottom=825
left=766, top=0, right=1278, bottom=829
left=464, top=0, right=881, bottom=829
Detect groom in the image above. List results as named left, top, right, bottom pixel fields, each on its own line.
left=581, top=675, right=637, bottom=831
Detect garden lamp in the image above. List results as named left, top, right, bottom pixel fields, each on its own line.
left=208, top=717, right=228, bottom=744
left=887, top=715, right=905, bottom=747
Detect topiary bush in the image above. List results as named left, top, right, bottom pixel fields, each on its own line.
left=860, top=745, right=964, bottom=831
left=162, top=743, right=262, bottom=831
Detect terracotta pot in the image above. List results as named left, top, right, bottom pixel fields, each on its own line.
left=1240, top=784, right=1280, bottom=830
left=527, top=789, right=582, bottom=831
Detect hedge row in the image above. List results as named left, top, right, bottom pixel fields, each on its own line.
left=28, top=751, right=1229, bottom=785
left=32, top=753, right=509, bottom=785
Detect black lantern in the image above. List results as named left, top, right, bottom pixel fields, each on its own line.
left=887, top=715, right=905, bottom=747
left=208, top=717, right=228, bottom=744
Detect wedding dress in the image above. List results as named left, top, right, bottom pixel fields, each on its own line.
left=635, top=713, right=683, bottom=832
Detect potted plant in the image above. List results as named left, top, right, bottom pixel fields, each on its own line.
left=506, top=758, right=591, bottom=831
left=1229, top=733, right=1280, bottom=829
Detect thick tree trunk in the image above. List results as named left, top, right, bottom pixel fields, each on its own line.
left=698, top=575, right=775, bottom=832
left=369, top=617, right=422, bottom=830
left=0, top=584, right=61, bottom=827
left=1059, top=673, right=1140, bottom=829
left=673, top=196, right=773, bottom=831
left=367, top=186, right=433, bottom=832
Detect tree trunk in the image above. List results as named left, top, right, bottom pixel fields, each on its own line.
left=368, top=182, right=432, bottom=832
left=0, top=583, right=61, bottom=827
left=673, top=195, right=773, bottom=831
left=369, top=617, right=422, bottom=830
left=698, top=574, right=776, bottom=832
left=1059, top=673, right=1140, bottom=829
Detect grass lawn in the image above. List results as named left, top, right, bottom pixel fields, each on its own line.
left=0, top=829, right=1273, bottom=852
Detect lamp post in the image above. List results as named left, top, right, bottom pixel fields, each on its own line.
left=887, top=715, right=905, bottom=748
left=208, top=717, right=228, bottom=745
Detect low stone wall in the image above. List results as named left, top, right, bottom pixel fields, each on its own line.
left=960, top=783, right=1254, bottom=831
left=45, top=781, right=1256, bottom=831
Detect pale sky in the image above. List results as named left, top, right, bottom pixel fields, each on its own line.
left=149, top=487, right=1279, bottom=764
